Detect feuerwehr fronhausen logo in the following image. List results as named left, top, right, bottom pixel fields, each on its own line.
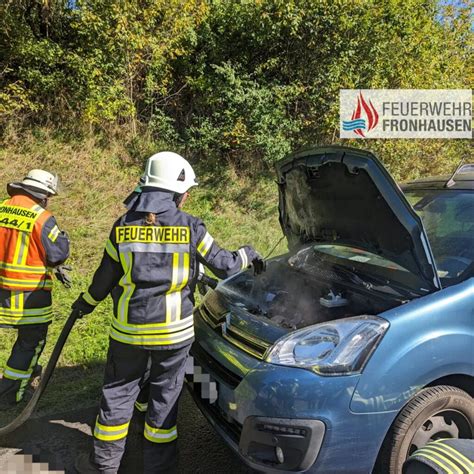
left=340, top=89, right=472, bottom=139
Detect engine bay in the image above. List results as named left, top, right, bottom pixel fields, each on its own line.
left=218, top=246, right=409, bottom=330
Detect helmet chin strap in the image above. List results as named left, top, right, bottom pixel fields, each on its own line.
left=29, top=192, right=49, bottom=209
left=40, top=196, right=50, bottom=208
left=173, top=193, right=185, bottom=208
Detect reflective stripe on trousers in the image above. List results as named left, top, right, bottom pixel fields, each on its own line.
left=0, top=324, right=47, bottom=403
left=134, top=400, right=148, bottom=412
left=238, top=247, right=249, bottom=270
left=3, top=365, right=32, bottom=380
left=94, top=418, right=130, bottom=442
left=92, top=340, right=189, bottom=472
left=16, top=338, right=44, bottom=402
left=144, top=422, right=177, bottom=443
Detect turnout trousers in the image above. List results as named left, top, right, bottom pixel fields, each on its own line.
left=0, top=323, right=48, bottom=404
left=92, top=338, right=190, bottom=473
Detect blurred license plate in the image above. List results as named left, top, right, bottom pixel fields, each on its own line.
left=186, top=357, right=219, bottom=404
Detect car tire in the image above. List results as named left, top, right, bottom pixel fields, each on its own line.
left=376, top=385, right=473, bottom=474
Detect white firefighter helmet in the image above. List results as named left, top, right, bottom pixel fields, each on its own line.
left=142, top=151, right=198, bottom=194
left=21, top=169, right=60, bottom=195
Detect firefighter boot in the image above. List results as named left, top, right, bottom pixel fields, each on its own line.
left=0, top=380, right=20, bottom=410
left=74, top=453, right=115, bottom=474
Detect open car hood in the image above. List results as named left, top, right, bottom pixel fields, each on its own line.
left=276, top=146, right=440, bottom=292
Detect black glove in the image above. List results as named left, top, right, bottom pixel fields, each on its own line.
left=252, top=256, right=266, bottom=275
left=71, top=293, right=95, bottom=318
left=197, top=263, right=218, bottom=289
left=200, top=274, right=218, bottom=289
left=54, top=264, right=72, bottom=288
left=240, top=246, right=266, bottom=276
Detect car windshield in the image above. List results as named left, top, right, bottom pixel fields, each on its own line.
left=405, top=189, right=474, bottom=283
left=292, top=188, right=473, bottom=289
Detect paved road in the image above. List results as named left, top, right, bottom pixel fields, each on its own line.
left=0, top=390, right=255, bottom=474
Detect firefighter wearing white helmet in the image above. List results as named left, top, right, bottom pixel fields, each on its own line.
left=0, top=169, right=70, bottom=408
left=19, top=169, right=60, bottom=196
left=73, top=152, right=265, bottom=473
left=142, top=151, right=198, bottom=194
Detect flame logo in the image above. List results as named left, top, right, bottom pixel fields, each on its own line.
left=343, top=92, right=379, bottom=137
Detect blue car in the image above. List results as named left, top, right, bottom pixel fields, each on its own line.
left=186, top=146, right=473, bottom=473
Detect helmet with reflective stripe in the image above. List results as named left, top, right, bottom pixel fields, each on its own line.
left=142, top=152, right=198, bottom=194
left=21, top=169, right=60, bottom=195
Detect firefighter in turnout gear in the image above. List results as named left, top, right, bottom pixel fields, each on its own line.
left=0, top=170, right=70, bottom=407
left=73, top=151, right=265, bottom=474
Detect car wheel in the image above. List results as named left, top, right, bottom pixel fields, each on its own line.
left=377, top=385, right=473, bottom=474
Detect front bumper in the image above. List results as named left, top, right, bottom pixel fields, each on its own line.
left=186, top=373, right=325, bottom=472
left=187, top=309, right=396, bottom=473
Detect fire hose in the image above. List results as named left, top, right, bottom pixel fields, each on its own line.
left=0, top=276, right=218, bottom=437
left=0, top=254, right=268, bottom=436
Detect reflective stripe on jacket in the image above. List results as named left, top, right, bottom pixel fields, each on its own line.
left=403, top=438, right=474, bottom=474
left=0, top=195, right=52, bottom=291
left=0, top=194, right=69, bottom=326
left=0, top=288, right=53, bottom=326
left=84, top=189, right=259, bottom=349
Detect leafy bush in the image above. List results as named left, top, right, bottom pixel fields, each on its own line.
left=0, top=0, right=471, bottom=179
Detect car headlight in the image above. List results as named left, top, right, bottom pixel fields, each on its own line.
left=265, top=316, right=389, bottom=375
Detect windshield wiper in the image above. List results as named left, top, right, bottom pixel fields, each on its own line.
left=330, top=263, right=410, bottom=298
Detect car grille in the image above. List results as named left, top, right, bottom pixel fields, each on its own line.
left=197, top=303, right=271, bottom=360
left=221, top=320, right=270, bottom=359
left=198, top=302, right=225, bottom=328
left=192, top=342, right=243, bottom=389
left=186, top=374, right=242, bottom=444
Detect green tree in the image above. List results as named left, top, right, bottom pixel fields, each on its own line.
left=0, top=0, right=471, bottom=179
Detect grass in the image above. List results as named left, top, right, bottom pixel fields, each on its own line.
left=0, top=133, right=285, bottom=416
